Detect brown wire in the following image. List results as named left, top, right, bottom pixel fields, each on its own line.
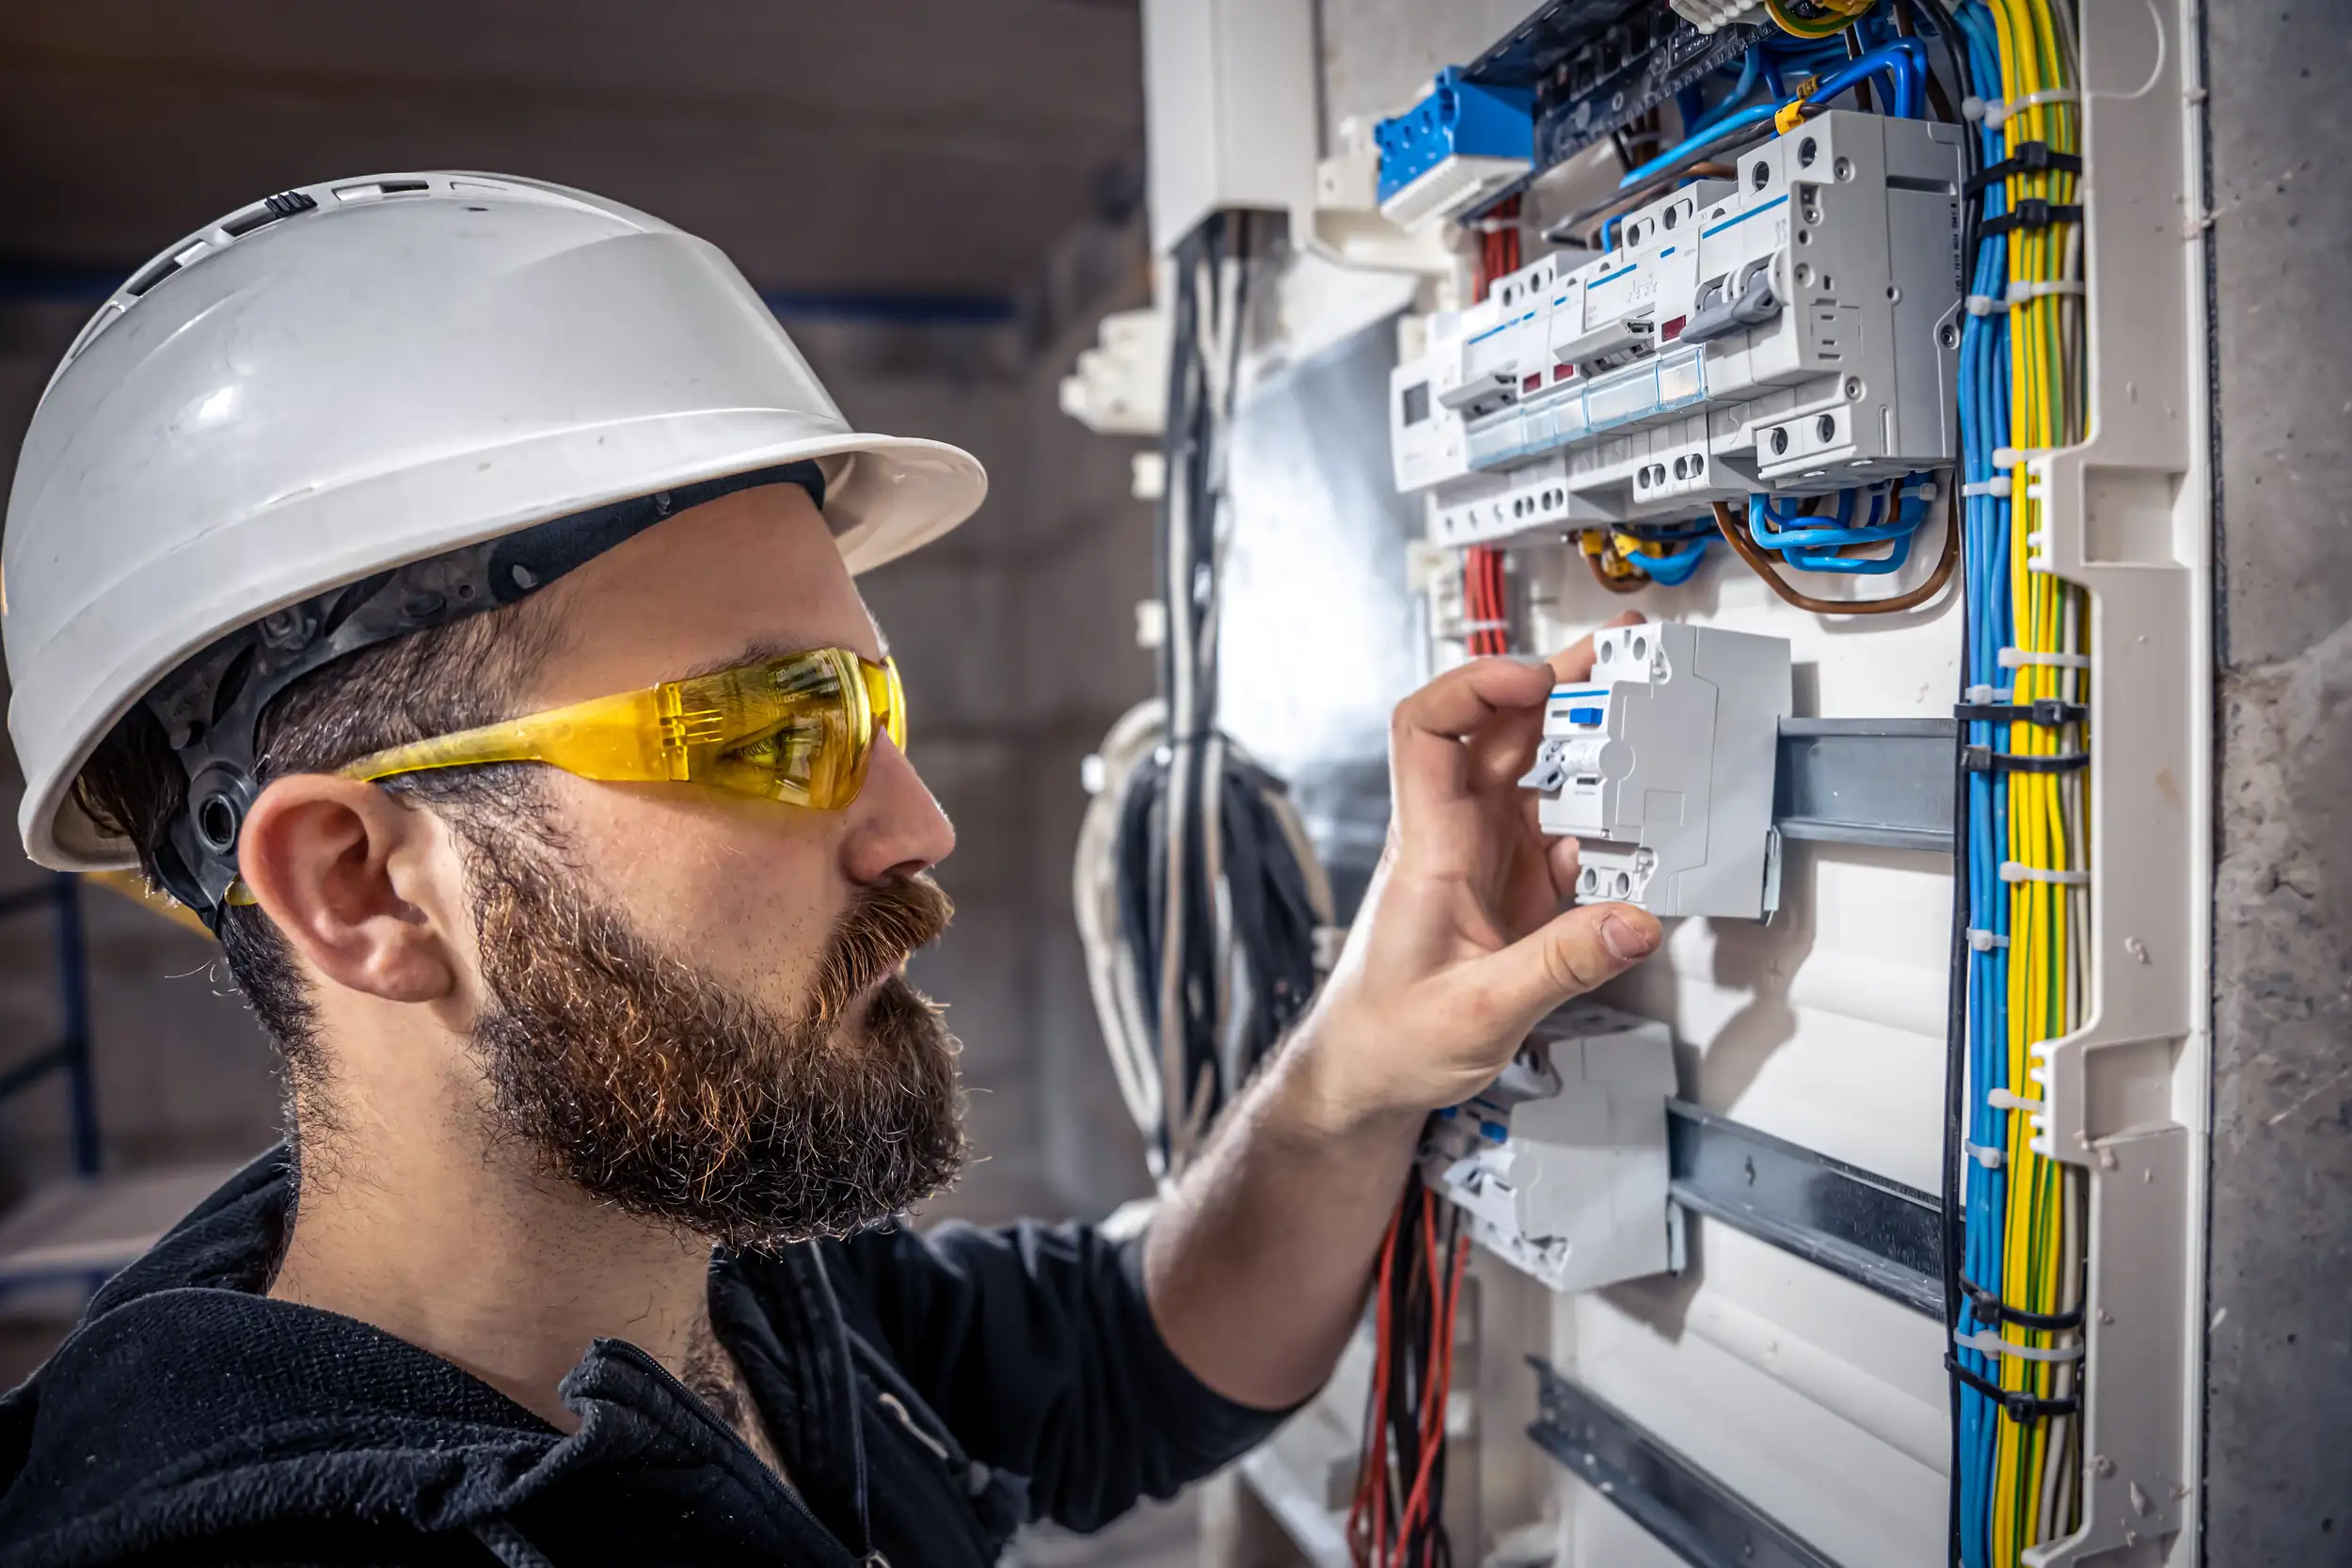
left=1709, top=490, right=1960, bottom=615
left=1584, top=544, right=1650, bottom=594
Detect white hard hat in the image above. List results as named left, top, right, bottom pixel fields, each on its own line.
left=3, top=171, right=988, bottom=888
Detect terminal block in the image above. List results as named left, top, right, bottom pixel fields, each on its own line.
left=1388, top=110, right=1964, bottom=546
left=1373, top=67, right=1534, bottom=230
left=1421, top=1002, right=1677, bottom=1294
left=1518, top=621, right=1789, bottom=920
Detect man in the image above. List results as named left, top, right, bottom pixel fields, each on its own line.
left=0, top=174, right=1659, bottom=1566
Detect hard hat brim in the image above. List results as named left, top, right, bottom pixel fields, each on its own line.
left=19, top=421, right=986, bottom=873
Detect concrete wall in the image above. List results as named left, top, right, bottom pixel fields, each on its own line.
left=2201, top=6, right=2352, bottom=1560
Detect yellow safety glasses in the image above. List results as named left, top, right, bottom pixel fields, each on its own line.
left=338, top=647, right=906, bottom=811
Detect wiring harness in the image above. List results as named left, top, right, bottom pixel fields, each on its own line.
left=1347, top=1168, right=1470, bottom=1568
left=1073, top=213, right=1333, bottom=1180
left=1940, top=0, right=2090, bottom=1561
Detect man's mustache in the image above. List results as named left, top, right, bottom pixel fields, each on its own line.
left=809, top=875, right=954, bottom=1025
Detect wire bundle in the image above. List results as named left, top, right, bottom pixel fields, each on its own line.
left=1069, top=211, right=1333, bottom=1180
left=1347, top=1169, right=1470, bottom=1568
left=1460, top=546, right=1513, bottom=654
left=1748, top=476, right=1937, bottom=575
left=1945, top=0, right=2089, bottom=1561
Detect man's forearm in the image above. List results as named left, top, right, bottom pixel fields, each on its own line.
left=1139, top=1023, right=1423, bottom=1410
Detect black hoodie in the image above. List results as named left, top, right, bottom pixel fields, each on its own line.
left=0, top=1150, right=1283, bottom=1567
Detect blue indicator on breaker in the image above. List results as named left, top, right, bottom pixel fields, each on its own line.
left=1567, top=706, right=1604, bottom=726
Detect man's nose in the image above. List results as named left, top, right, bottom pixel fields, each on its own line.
left=843, top=733, right=955, bottom=884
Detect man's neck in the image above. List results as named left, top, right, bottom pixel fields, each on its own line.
left=267, top=1113, right=713, bottom=1433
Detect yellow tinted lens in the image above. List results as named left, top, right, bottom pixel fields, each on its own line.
left=340, top=647, right=888, bottom=812
left=868, top=657, right=907, bottom=752
left=686, top=648, right=868, bottom=809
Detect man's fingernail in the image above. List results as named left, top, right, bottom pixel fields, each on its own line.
left=1602, top=914, right=1659, bottom=961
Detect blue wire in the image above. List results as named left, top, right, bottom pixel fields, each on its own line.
left=1950, top=8, right=2019, bottom=1560
left=1743, top=480, right=1931, bottom=575
left=1634, top=536, right=1712, bottom=585
left=1805, top=39, right=1930, bottom=120
left=1617, top=96, right=1788, bottom=190
left=1684, top=48, right=1765, bottom=141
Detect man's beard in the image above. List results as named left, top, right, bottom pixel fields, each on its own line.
left=461, top=838, right=967, bottom=1250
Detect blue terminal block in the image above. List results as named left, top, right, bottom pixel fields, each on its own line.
left=1374, top=68, right=1534, bottom=226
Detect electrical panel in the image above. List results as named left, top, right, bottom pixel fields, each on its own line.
left=1420, top=1002, right=1676, bottom=1294
left=1389, top=110, right=1964, bottom=547
left=1518, top=620, right=1789, bottom=920
left=1097, top=0, right=2216, bottom=1558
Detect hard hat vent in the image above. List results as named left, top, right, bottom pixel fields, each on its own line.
left=220, top=189, right=321, bottom=240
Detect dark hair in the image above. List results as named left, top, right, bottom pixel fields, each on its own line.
left=73, top=599, right=563, bottom=1098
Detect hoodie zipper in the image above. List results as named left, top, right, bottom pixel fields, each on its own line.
left=594, top=1338, right=865, bottom=1564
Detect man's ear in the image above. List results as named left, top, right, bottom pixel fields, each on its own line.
left=235, top=776, right=465, bottom=1006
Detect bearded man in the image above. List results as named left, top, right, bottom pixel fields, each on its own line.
left=0, top=174, right=1659, bottom=1567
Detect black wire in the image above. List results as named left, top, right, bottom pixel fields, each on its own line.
left=1905, top=4, right=1980, bottom=1557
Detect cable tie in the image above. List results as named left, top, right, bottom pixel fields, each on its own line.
left=1964, top=293, right=2007, bottom=316
left=1961, top=139, right=2088, bottom=197
left=1955, top=698, right=2088, bottom=727
left=2007, top=278, right=2086, bottom=305
left=1963, top=745, right=2089, bottom=774
left=1987, top=1086, right=2041, bottom=1112
left=1998, top=647, right=2090, bottom=670
left=1963, top=684, right=1997, bottom=704
left=1954, top=1328, right=2085, bottom=1364
left=2002, top=862, right=2090, bottom=886
left=1965, top=1140, right=2006, bottom=1168
left=1966, top=928, right=2009, bottom=952
left=1979, top=198, right=2086, bottom=239
left=1947, top=1354, right=2082, bottom=1423
left=1961, top=87, right=2082, bottom=129
left=1990, top=446, right=2058, bottom=470
left=1960, top=1275, right=2086, bottom=1332
left=1961, top=476, right=2012, bottom=499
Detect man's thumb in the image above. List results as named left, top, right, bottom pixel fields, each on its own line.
left=1478, top=902, right=1662, bottom=1022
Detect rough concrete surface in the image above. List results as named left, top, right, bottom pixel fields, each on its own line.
left=2202, top=1, right=2352, bottom=1560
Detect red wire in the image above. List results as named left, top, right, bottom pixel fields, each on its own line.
left=1349, top=1212, right=1402, bottom=1566
left=1397, top=1230, right=1471, bottom=1553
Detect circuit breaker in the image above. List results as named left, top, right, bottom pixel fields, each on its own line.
left=1389, top=109, right=1963, bottom=546
left=1421, top=1002, right=1677, bottom=1294
left=1518, top=620, right=1789, bottom=920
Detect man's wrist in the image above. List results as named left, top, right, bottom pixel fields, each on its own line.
left=1272, top=1014, right=1423, bottom=1145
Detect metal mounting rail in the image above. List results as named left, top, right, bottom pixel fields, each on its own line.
left=1773, top=717, right=1957, bottom=854
left=1530, top=1359, right=1846, bottom=1568
left=1666, top=1099, right=1944, bottom=1318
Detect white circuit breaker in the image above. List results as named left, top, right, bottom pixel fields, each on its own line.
left=1519, top=621, right=1789, bottom=920
left=1421, top=1001, right=1677, bottom=1294
left=1389, top=109, right=1964, bottom=546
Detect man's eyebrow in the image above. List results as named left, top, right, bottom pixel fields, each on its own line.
left=673, top=627, right=888, bottom=683
left=676, top=639, right=822, bottom=681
